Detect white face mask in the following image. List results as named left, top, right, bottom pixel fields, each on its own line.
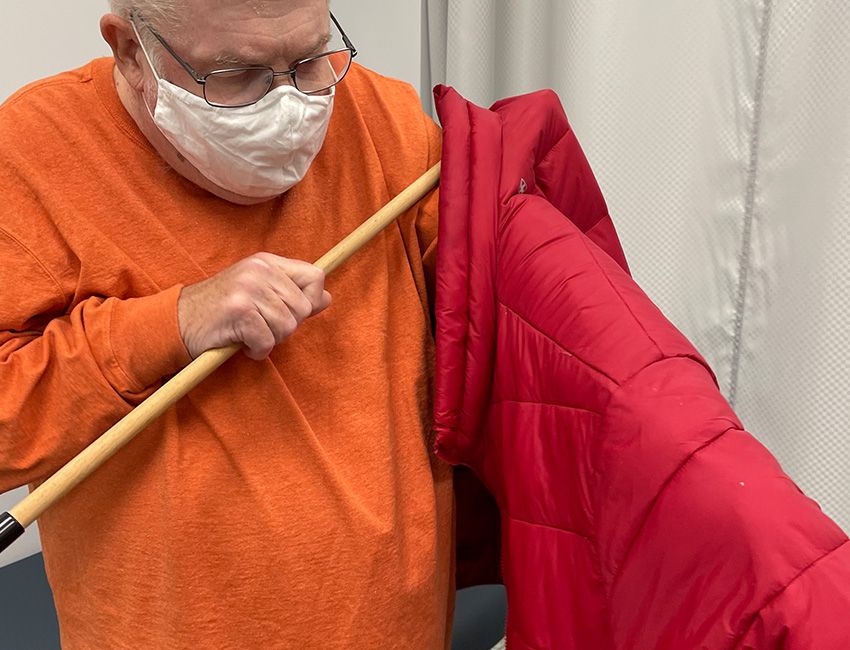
left=133, top=23, right=334, bottom=199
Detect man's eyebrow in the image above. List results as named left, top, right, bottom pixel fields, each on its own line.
left=301, top=32, right=333, bottom=58
left=212, top=53, right=246, bottom=67
left=212, top=32, right=333, bottom=69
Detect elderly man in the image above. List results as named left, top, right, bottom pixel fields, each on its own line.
left=0, top=1, right=451, bottom=648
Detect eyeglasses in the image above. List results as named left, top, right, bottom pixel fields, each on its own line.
left=132, top=12, right=358, bottom=108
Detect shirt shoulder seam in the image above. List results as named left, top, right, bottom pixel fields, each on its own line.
left=0, top=226, right=65, bottom=304
left=1, top=77, right=92, bottom=113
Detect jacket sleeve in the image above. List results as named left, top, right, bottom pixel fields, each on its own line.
left=602, top=398, right=850, bottom=649
left=735, top=539, right=850, bottom=649
left=574, top=235, right=850, bottom=648
left=0, top=220, right=191, bottom=494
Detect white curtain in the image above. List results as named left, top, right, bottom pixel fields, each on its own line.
left=425, top=0, right=850, bottom=532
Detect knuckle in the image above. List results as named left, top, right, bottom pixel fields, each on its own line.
left=231, top=272, right=258, bottom=293
left=243, top=256, right=272, bottom=275
left=226, top=294, right=254, bottom=318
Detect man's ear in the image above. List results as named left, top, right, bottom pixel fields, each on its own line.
left=100, top=14, right=146, bottom=91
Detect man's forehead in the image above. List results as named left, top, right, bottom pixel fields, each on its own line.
left=176, top=0, right=330, bottom=66
left=211, top=31, right=331, bottom=68
left=181, top=0, right=327, bottom=18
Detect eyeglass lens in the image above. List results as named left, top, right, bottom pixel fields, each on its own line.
left=204, top=68, right=275, bottom=106
left=204, top=50, right=352, bottom=107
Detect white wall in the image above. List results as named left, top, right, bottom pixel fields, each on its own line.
left=333, top=0, right=423, bottom=92
left=0, top=0, right=424, bottom=568
left=0, top=4, right=111, bottom=102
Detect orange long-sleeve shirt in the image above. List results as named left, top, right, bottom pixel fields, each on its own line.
left=0, top=58, right=453, bottom=649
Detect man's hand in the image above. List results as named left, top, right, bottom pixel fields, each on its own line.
left=177, top=253, right=331, bottom=360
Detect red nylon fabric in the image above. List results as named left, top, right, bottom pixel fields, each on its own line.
left=434, top=86, right=850, bottom=649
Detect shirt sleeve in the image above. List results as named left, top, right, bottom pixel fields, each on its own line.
left=0, top=192, right=191, bottom=493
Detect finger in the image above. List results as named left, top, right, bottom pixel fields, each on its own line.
left=255, top=288, right=300, bottom=344
left=258, top=254, right=327, bottom=313
left=297, top=269, right=327, bottom=314
left=264, top=272, right=314, bottom=324
left=314, top=290, right=332, bottom=315
left=234, top=310, right=277, bottom=360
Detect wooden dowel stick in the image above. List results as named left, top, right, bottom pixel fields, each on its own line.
left=0, top=162, right=440, bottom=550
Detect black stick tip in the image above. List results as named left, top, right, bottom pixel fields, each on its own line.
left=0, top=512, right=24, bottom=554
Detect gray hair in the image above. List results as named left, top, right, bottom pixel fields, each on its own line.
left=109, top=1, right=185, bottom=70
left=108, top=0, right=183, bottom=27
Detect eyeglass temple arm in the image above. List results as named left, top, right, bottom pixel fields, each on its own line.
left=132, top=11, right=206, bottom=84
left=330, top=12, right=358, bottom=57
left=148, top=27, right=207, bottom=83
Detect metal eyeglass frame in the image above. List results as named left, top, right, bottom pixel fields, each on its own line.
left=132, top=11, right=358, bottom=108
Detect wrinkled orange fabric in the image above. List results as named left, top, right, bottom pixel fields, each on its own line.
left=0, top=58, right=453, bottom=649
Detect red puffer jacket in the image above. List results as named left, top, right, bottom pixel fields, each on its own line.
left=434, top=85, right=850, bottom=649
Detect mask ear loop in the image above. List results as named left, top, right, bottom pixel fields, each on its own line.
left=130, top=20, right=162, bottom=121
left=131, top=20, right=162, bottom=82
